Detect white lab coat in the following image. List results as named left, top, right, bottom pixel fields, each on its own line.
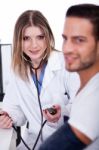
left=2, top=50, right=80, bottom=150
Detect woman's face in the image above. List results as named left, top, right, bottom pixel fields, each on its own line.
left=22, top=26, right=47, bottom=66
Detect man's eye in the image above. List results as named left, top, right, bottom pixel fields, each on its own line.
left=76, top=38, right=85, bottom=43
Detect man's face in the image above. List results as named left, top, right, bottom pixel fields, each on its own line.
left=62, top=17, right=99, bottom=72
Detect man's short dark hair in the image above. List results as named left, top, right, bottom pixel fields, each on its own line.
left=66, top=4, right=99, bottom=40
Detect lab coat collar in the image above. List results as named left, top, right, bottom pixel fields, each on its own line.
left=41, top=51, right=64, bottom=90
left=47, top=51, right=63, bottom=71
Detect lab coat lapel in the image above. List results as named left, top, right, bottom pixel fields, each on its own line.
left=42, top=66, right=55, bottom=89
left=28, top=73, right=38, bottom=98
left=41, top=51, right=62, bottom=95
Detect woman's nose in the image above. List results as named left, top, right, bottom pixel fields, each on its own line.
left=30, top=39, right=38, bottom=48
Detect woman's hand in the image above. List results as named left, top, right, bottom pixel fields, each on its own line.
left=43, top=105, right=61, bottom=123
left=0, top=111, right=13, bottom=128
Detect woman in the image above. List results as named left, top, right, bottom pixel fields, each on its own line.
left=0, top=10, right=80, bottom=149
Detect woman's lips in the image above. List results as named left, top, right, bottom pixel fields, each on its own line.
left=29, top=50, right=40, bottom=54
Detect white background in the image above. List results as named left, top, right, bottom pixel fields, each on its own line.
left=0, top=0, right=98, bottom=50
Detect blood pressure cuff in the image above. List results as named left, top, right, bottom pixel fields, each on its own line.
left=39, top=122, right=87, bottom=150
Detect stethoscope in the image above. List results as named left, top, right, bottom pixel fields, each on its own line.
left=13, top=52, right=70, bottom=150
left=13, top=52, right=47, bottom=150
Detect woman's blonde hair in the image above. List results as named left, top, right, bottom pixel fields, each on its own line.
left=12, top=10, right=55, bottom=80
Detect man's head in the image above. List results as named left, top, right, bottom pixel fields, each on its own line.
left=62, top=4, right=99, bottom=73
left=66, top=4, right=99, bottom=40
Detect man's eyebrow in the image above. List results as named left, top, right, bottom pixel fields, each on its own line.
left=71, top=36, right=87, bottom=41
left=73, top=35, right=86, bottom=38
left=62, top=34, right=67, bottom=39
left=62, top=34, right=86, bottom=38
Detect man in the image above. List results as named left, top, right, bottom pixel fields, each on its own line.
left=39, top=4, right=99, bottom=150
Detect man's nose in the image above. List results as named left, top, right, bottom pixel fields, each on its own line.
left=62, top=40, right=74, bottom=54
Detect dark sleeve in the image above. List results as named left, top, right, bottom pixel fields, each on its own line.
left=83, top=138, right=99, bottom=150
left=39, top=122, right=86, bottom=150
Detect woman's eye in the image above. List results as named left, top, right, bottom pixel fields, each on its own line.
left=23, top=36, right=30, bottom=41
left=38, top=35, right=45, bottom=40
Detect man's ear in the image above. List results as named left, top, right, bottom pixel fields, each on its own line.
left=97, top=41, right=99, bottom=57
